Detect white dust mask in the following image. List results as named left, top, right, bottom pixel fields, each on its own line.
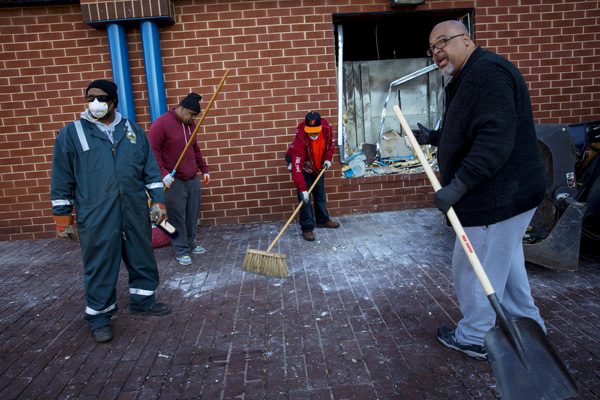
left=88, top=99, right=109, bottom=119
left=309, top=133, right=320, bottom=141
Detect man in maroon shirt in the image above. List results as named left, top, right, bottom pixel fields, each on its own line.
left=149, top=93, right=210, bottom=265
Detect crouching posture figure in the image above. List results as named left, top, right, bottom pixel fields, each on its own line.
left=287, top=111, right=340, bottom=242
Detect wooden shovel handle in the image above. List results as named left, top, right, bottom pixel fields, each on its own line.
left=164, top=69, right=230, bottom=191
left=266, top=166, right=328, bottom=253
left=392, top=105, right=495, bottom=296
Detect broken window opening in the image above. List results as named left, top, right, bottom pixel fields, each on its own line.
left=333, top=10, right=474, bottom=178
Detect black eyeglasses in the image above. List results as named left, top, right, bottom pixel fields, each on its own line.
left=427, top=33, right=465, bottom=57
left=85, top=94, right=112, bottom=103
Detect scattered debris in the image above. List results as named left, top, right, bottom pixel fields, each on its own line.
left=342, top=131, right=438, bottom=178
left=361, top=143, right=378, bottom=165
left=342, top=154, right=438, bottom=178
left=346, top=153, right=367, bottom=177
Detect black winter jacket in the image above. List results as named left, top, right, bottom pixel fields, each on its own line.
left=428, top=47, right=545, bottom=227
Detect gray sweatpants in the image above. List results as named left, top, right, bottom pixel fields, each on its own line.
left=453, top=207, right=546, bottom=346
left=164, top=176, right=202, bottom=257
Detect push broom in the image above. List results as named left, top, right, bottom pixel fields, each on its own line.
left=149, top=197, right=178, bottom=248
left=164, top=69, right=230, bottom=192
left=242, top=166, right=328, bottom=278
left=152, top=220, right=178, bottom=248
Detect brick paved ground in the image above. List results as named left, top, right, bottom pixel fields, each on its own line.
left=0, top=208, right=598, bottom=400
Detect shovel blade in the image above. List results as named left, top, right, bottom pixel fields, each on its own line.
left=485, top=317, right=578, bottom=400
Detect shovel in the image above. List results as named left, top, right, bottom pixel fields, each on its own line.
left=392, top=105, right=578, bottom=400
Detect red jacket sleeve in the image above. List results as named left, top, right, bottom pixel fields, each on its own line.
left=290, top=125, right=308, bottom=192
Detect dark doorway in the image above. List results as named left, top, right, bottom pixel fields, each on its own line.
left=333, top=9, right=473, bottom=62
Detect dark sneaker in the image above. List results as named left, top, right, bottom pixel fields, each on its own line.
left=436, top=326, right=488, bottom=361
left=302, top=231, right=315, bottom=241
left=317, top=220, right=340, bottom=229
left=132, top=303, right=172, bottom=316
left=191, top=245, right=206, bottom=254
left=92, top=325, right=114, bottom=343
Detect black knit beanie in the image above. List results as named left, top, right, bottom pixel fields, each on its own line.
left=179, top=93, right=202, bottom=113
left=86, top=80, right=118, bottom=104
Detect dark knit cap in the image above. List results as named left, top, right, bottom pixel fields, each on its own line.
left=86, top=80, right=118, bottom=101
left=179, top=93, right=202, bottom=113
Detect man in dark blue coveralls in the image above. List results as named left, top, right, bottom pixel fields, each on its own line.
left=51, top=80, right=171, bottom=343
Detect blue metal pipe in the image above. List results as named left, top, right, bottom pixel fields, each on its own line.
left=140, top=21, right=167, bottom=122
left=106, top=23, right=136, bottom=122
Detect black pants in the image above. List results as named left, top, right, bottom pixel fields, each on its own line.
left=296, top=170, right=330, bottom=231
left=164, top=177, right=202, bottom=257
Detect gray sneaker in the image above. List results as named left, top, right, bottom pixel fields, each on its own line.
left=176, top=255, right=192, bottom=265
left=191, top=245, right=206, bottom=254
left=437, top=326, right=488, bottom=361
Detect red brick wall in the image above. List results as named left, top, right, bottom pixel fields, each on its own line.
left=472, top=0, right=600, bottom=123
left=1, top=0, right=599, bottom=241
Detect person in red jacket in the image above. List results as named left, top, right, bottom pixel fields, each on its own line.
left=287, top=111, right=340, bottom=241
left=149, top=93, right=209, bottom=265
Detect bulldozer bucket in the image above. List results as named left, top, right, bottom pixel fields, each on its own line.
left=524, top=124, right=588, bottom=271
left=523, top=199, right=587, bottom=271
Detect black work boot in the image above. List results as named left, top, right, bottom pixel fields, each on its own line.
left=132, top=303, right=171, bottom=316
left=92, top=325, right=114, bottom=343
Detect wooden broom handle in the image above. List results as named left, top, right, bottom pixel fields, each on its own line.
left=392, top=105, right=495, bottom=296
left=266, top=166, right=328, bottom=252
left=164, top=69, right=230, bottom=191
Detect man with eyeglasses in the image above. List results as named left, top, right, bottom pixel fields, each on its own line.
left=51, top=79, right=171, bottom=343
left=413, top=21, right=547, bottom=360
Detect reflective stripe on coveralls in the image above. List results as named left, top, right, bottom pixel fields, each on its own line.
left=51, top=121, right=90, bottom=209
left=130, top=288, right=155, bottom=296
left=74, top=120, right=90, bottom=151
left=85, top=303, right=117, bottom=316
left=52, top=199, right=73, bottom=207
left=146, top=182, right=163, bottom=190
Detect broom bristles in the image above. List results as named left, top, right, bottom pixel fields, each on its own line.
left=152, top=226, right=172, bottom=248
left=242, top=249, right=288, bottom=278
